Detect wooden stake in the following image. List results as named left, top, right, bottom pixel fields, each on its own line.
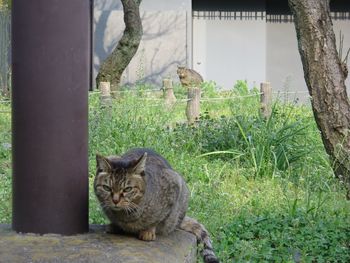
left=100, top=81, right=112, bottom=107
left=260, top=82, right=272, bottom=118
left=163, top=79, right=176, bottom=108
left=186, top=87, right=201, bottom=124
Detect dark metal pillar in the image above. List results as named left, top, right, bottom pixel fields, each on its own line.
left=12, top=0, right=90, bottom=235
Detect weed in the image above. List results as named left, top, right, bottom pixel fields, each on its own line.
left=0, top=81, right=349, bottom=262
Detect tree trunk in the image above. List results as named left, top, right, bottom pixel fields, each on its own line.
left=96, top=0, right=142, bottom=94
left=289, top=0, right=350, bottom=198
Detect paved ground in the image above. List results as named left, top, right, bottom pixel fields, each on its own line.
left=0, top=224, right=196, bottom=263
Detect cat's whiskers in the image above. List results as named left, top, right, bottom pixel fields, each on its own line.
left=115, top=201, right=140, bottom=216
left=121, top=206, right=128, bottom=215
left=100, top=200, right=120, bottom=212
left=95, top=150, right=219, bottom=262
left=125, top=206, right=134, bottom=216
left=131, top=203, right=140, bottom=212
left=101, top=202, right=112, bottom=211
left=127, top=202, right=142, bottom=217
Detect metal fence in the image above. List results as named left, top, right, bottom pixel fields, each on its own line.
left=0, top=8, right=11, bottom=96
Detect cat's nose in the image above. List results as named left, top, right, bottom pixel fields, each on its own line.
left=112, top=193, right=120, bottom=204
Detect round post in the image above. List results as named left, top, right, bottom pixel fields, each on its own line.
left=186, top=87, right=201, bottom=124
left=100, top=81, right=112, bottom=107
left=260, top=82, right=272, bottom=118
left=12, top=0, right=90, bottom=235
left=163, top=78, right=176, bottom=108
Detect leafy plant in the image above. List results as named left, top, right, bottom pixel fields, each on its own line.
left=0, top=0, right=11, bottom=10
left=216, top=211, right=350, bottom=262
left=0, top=84, right=349, bottom=263
left=201, top=80, right=218, bottom=98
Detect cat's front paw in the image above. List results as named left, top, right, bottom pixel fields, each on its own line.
left=138, top=227, right=156, bottom=241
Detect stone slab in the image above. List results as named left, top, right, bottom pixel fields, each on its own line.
left=0, top=225, right=196, bottom=263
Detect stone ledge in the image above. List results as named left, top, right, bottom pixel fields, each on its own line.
left=0, top=224, right=197, bottom=263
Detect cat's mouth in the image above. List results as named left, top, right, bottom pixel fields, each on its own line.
left=112, top=202, right=130, bottom=211
left=111, top=204, right=124, bottom=211
left=111, top=201, right=140, bottom=214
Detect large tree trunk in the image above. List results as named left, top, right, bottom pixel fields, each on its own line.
left=96, top=0, right=142, bottom=93
left=288, top=0, right=350, bottom=198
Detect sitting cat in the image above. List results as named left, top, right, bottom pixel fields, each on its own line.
left=94, top=148, right=219, bottom=263
left=177, top=66, right=203, bottom=88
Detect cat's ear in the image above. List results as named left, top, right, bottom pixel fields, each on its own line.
left=132, top=152, right=147, bottom=175
left=96, top=154, right=111, bottom=173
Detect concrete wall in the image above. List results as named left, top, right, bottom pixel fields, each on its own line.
left=192, top=12, right=350, bottom=101
left=193, top=15, right=266, bottom=89
left=94, top=1, right=350, bottom=98
left=93, top=0, right=191, bottom=88
left=266, top=15, right=350, bottom=102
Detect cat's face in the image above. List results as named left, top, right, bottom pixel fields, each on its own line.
left=177, top=66, right=186, bottom=78
left=94, top=153, right=147, bottom=213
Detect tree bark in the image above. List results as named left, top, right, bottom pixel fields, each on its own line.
left=289, top=0, right=350, bottom=198
left=96, top=0, right=142, bottom=93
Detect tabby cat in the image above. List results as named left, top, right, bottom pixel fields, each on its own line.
left=177, top=66, right=204, bottom=88
left=94, top=148, right=219, bottom=263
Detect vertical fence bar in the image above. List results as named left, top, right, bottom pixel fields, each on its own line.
left=12, top=0, right=90, bottom=235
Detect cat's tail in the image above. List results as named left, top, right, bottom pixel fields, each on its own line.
left=179, top=216, right=220, bottom=263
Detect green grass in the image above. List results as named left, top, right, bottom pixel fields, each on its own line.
left=1, top=81, right=349, bottom=262
left=0, top=99, right=11, bottom=223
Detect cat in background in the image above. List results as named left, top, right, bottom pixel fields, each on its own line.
left=177, top=66, right=204, bottom=88
left=94, top=148, right=219, bottom=263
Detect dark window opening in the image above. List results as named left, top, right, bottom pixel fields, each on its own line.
left=192, top=0, right=350, bottom=21
left=192, top=0, right=265, bottom=12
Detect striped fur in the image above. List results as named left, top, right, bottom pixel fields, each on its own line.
left=95, top=148, right=219, bottom=262
left=177, top=66, right=204, bottom=88
left=180, top=216, right=219, bottom=263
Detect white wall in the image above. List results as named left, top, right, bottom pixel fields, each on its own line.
left=266, top=17, right=350, bottom=102
left=333, top=20, right=350, bottom=94
left=94, top=1, right=350, bottom=96
left=93, top=0, right=191, bottom=87
left=266, top=20, right=305, bottom=102
left=192, top=14, right=350, bottom=100
left=193, top=17, right=267, bottom=89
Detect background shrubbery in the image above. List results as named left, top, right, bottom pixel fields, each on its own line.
left=1, top=81, right=349, bottom=262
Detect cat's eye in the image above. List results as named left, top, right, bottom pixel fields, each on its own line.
left=103, top=185, right=111, bottom=192
left=124, top=187, right=132, bottom=193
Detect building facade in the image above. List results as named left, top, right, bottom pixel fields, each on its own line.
left=94, top=0, right=350, bottom=100
left=94, top=0, right=191, bottom=87
left=192, top=0, right=350, bottom=100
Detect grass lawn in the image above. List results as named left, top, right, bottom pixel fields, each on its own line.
left=1, top=81, right=349, bottom=262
